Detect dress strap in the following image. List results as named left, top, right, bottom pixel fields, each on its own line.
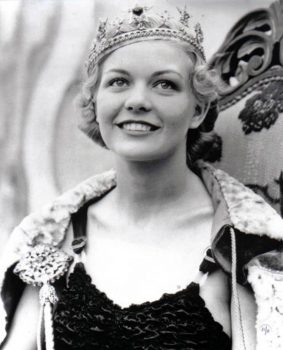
left=70, top=188, right=114, bottom=255
left=199, top=248, right=218, bottom=274
left=71, top=200, right=95, bottom=255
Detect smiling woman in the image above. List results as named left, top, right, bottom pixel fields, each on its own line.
left=95, top=41, right=200, bottom=162
left=80, top=38, right=219, bottom=164
left=0, top=4, right=282, bottom=350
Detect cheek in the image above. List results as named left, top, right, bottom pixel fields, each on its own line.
left=96, top=82, right=127, bottom=120
left=96, top=93, right=117, bottom=125
left=163, top=101, right=194, bottom=132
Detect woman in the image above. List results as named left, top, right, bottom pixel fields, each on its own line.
left=0, top=5, right=282, bottom=350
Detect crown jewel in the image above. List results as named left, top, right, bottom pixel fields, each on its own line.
left=87, top=5, right=206, bottom=74
left=177, top=6, right=191, bottom=26
left=132, top=6, right=144, bottom=16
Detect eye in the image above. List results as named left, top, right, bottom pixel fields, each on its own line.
left=153, top=80, right=177, bottom=90
left=108, top=78, right=129, bottom=88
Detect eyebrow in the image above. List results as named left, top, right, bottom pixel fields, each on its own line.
left=152, top=70, right=183, bottom=79
left=104, top=68, right=183, bottom=79
left=104, top=69, right=130, bottom=75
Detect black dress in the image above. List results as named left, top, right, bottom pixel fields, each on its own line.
left=53, top=200, right=231, bottom=350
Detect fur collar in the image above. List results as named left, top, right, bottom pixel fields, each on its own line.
left=9, top=161, right=283, bottom=259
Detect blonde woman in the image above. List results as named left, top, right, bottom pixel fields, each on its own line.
left=0, top=5, right=282, bottom=350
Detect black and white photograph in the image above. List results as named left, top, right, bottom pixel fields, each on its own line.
left=0, top=0, right=282, bottom=349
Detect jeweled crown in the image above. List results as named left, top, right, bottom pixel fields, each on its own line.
left=87, top=5, right=205, bottom=74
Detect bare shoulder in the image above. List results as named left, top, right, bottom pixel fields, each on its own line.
left=199, top=269, right=231, bottom=336
left=200, top=269, right=230, bottom=306
left=2, top=285, right=39, bottom=350
left=87, top=187, right=118, bottom=227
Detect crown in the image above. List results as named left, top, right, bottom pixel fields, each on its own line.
left=87, top=5, right=205, bottom=74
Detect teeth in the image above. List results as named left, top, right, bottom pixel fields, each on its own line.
left=122, top=123, right=152, bottom=132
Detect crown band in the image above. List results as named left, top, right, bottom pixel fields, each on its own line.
left=87, top=6, right=206, bottom=75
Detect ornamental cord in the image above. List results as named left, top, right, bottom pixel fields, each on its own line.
left=37, top=303, right=44, bottom=350
left=44, top=302, right=56, bottom=350
left=37, top=301, right=56, bottom=350
left=13, top=244, right=72, bottom=350
left=230, top=226, right=247, bottom=350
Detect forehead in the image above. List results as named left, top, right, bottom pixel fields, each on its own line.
left=100, top=40, right=194, bottom=75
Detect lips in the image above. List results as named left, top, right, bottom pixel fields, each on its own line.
left=116, top=121, right=160, bottom=132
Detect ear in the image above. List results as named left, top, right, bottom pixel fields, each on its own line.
left=190, top=102, right=210, bottom=129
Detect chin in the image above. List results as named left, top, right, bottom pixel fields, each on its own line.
left=109, top=142, right=159, bottom=161
left=119, top=151, right=163, bottom=162
left=104, top=136, right=183, bottom=163
left=113, top=145, right=176, bottom=163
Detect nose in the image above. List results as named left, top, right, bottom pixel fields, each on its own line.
left=124, top=83, right=152, bottom=113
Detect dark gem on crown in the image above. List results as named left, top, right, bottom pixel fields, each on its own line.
left=133, top=7, right=143, bottom=16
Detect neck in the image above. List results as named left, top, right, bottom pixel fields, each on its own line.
left=113, top=147, right=200, bottom=221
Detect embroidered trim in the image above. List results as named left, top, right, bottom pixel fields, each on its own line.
left=14, top=244, right=73, bottom=286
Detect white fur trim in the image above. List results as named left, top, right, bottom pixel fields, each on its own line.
left=200, top=162, right=283, bottom=240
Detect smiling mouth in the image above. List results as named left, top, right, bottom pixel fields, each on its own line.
left=116, top=121, right=160, bottom=132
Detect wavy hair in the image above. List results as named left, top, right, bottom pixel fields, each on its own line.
left=78, top=41, right=225, bottom=163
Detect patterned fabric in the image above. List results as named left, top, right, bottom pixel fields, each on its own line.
left=238, top=81, right=283, bottom=134
left=211, top=79, right=283, bottom=216
left=247, top=251, right=283, bottom=350
left=53, top=263, right=231, bottom=350
left=205, top=163, right=283, bottom=238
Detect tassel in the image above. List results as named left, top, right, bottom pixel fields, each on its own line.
left=44, top=302, right=56, bottom=350
left=13, top=244, right=73, bottom=350
left=37, top=304, right=44, bottom=350
left=38, top=283, right=58, bottom=350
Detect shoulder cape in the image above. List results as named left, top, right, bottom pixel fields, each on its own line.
left=0, top=161, right=282, bottom=345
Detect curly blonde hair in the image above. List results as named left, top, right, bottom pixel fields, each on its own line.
left=78, top=41, right=224, bottom=163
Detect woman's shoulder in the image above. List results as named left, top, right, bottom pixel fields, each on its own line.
left=197, top=161, right=283, bottom=283
left=9, top=170, right=117, bottom=254
left=3, top=168, right=116, bottom=270
left=200, top=269, right=231, bottom=337
left=0, top=170, right=116, bottom=347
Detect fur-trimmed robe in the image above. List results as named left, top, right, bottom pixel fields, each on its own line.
left=0, top=161, right=282, bottom=348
